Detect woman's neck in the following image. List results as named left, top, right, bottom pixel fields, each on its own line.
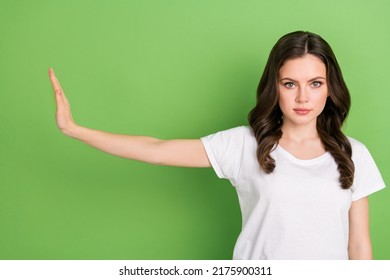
left=278, top=121, right=326, bottom=159
left=280, top=121, right=319, bottom=143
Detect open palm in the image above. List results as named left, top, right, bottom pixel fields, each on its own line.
left=49, top=68, right=76, bottom=135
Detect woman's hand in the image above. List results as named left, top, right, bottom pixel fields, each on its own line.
left=49, top=68, right=77, bottom=136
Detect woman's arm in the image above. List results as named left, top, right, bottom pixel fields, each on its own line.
left=49, top=68, right=210, bottom=167
left=348, top=197, right=372, bottom=259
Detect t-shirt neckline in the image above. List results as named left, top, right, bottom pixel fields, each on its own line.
left=276, top=144, right=332, bottom=165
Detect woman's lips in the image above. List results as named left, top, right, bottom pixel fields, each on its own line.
left=293, top=109, right=312, bottom=115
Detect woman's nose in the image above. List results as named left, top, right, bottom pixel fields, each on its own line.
left=295, top=86, right=309, bottom=103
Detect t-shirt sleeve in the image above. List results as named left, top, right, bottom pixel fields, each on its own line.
left=351, top=141, right=386, bottom=201
left=200, top=126, right=245, bottom=185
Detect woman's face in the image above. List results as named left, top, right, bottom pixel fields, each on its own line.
left=278, top=54, right=328, bottom=128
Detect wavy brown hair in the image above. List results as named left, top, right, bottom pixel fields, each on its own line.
left=248, top=31, right=354, bottom=189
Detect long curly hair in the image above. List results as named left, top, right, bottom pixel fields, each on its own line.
left=248, top=31, right=354, bottom=189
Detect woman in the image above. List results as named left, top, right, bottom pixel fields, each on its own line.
left=49, top=31, right=385, bottom=260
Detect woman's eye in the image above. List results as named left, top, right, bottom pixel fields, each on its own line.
left=284, top=82, right=295, bottom=88
left=311, top=81, right=322, bottom=88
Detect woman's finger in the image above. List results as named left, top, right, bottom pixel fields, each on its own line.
left=49, top=68, right=64, bottom=109
left=49, top=67, right=75, bottom=127
left=49, top=68, right=72, bottom=115
left=48, top=67, right=63, bottom=95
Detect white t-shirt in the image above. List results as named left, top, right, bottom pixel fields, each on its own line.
left=201, top=126, right=385, bottom=260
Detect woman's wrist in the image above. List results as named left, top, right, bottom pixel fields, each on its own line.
left=62, top=122, right=81, bottom=139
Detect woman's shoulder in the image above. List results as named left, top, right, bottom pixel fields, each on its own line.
left=346, top=136, right=372, bottom=160
left=241, top=125, right=254, bottom=135
left=205, top=126, right=257, bottom=147
left=211, top=125, right=254, bottom=137
left=236, top=126, right=257, bottom=141
left=347, top=136, right=366, bottom=149
left=201, top=126, right=254, bottom=145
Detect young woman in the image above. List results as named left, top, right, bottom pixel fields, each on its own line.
left=49, top=31, right=385, bottom=260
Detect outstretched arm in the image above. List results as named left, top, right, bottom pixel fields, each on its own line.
left=49, top=68, right=210, bottom=167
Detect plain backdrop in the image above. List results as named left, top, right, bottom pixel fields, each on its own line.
left=0, top=0, right=388, bottom=259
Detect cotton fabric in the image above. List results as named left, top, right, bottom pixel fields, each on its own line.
left=201, top=126, right=385, bottom=260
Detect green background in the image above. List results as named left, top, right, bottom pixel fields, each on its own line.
left=0, top=0, right=388, bottom=259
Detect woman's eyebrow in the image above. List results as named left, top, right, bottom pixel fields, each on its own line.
left=280, top=76, right=326, bottom=82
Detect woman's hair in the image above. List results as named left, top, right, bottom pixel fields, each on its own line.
left=248, top=31, right=354, bottom=189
